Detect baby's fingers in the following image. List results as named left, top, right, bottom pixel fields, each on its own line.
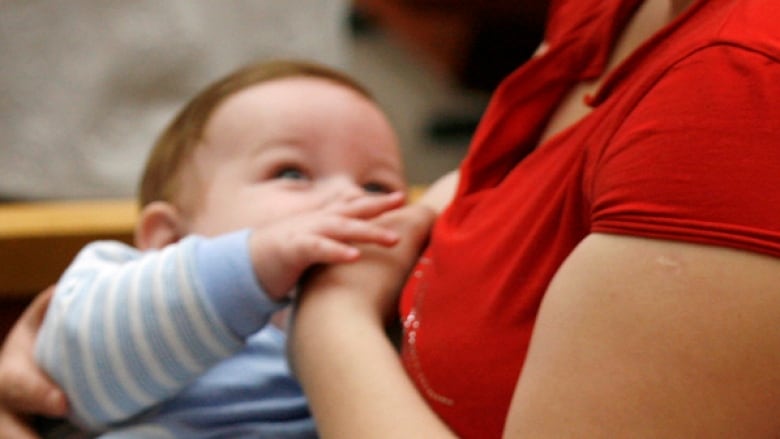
left=331, top=191, right=405, bottom=219
left=319, top=217, right=400, bottom=247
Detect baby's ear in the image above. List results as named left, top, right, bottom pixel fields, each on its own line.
left=135, top=201, right=185, bottom=250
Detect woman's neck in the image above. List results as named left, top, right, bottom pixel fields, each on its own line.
left=537, top=0, right=695, bottom=144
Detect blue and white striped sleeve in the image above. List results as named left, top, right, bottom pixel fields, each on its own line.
left=34, top=230, right=283, bottom=431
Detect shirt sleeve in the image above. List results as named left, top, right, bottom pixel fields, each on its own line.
left=590, top=44, right=780, bottom=257
left=34, top=230, right=282, bottom=431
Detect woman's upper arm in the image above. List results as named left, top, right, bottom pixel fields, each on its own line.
left=504, top=233, right=780, bottom=437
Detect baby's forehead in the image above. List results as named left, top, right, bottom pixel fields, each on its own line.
left=203, top=82, right=394, bottom=146
left=203, top=80, right=370, bottom=134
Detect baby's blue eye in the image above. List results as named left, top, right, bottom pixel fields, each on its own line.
left=363, top=182, right=391, bottom=194
left=274, top=167, right=308, bottom=180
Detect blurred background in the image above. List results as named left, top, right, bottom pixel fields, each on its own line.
left=350, top=0, right=546, bottom=185
left=0, top=0, right=546, bottom=200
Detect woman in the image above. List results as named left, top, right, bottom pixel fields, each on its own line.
left=291, top=0, right=780, bottom=437
left=3, top=0, right=780, bottom=437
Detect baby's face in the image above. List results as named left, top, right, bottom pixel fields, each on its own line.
left=182, top=77, right=405, bottom=236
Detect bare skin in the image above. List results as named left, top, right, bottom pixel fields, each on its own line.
left=0, top=288, right=66, bottom=439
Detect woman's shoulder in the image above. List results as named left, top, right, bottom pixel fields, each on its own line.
left=707, top=0, right=780, bottom=58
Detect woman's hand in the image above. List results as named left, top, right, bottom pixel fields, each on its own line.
left=0, top=287, right=67, bottom=439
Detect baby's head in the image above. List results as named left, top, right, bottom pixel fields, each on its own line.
left=134, top=60, right=405, bottom=249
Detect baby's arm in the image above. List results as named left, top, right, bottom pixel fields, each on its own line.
left=250, top=191, right=406, bottom=300
left=34, top=232, right=273, bottom=432
left=289, top=203, right=441, bottom=437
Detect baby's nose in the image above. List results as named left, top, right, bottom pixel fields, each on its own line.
left=323, top=177, right=364, bottom=202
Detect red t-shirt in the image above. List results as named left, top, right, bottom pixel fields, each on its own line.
left=399, top=1, right=780, bottom=438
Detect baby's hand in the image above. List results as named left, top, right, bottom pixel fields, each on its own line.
left=249, top=192, right=405, bottom=300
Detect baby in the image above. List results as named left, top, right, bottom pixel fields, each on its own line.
left=34, top=59, right=406, bottom=438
